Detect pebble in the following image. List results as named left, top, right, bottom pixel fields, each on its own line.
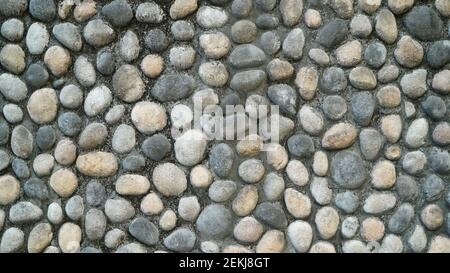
left=78, top=123, right=108, bottom=150
left=0, top=150, right=10, bottom=171
left=336, top=40, right=362, bottom=67
left=11, top=125, right=33, bottom=159
left=421, top=204, right=444, bottom=230
left=341, top=216, right=359, bottom=238
left=49, top=168, right=78, bottom=197
left=58, top=223, right=81, bottom=253
left=320, top=66, right=347, bottom=94
left=27, top=223, right=52, bottom=253
left=428, top=236, right=450, bottom=253
left=129, top=217, right=159, bottom=246
left=304, top=9, right=321, bottom=28
left=76, top=152, right=118, bottom=177
left=363, top=191, right=397, bottom=214
left=0, top=175, right=20, bottom=205
left=263, top=173, right=285, bottom=201
left=29, top=0, right=56, bottom=22
left=350, top=14, right=372, bottom=38
left=159, top=209, right=177, bottom=231
left=322, top=123, right=357, bottom=150
left=405, top=118, right=429, bottom=148
left=0, top=227, right=24, bottom=253
left=164, top=228, right=196, bottom=252
left=209, top=180, right=237, bottom=202
left=286, top=160, right=309, bottom=186
left=256, top=230, right=285, bottom=253
left=400, top=69, right=427, bottom=99
left=404, top=6, right=443, bottom=41
left=377, top=85, right=401, bottom=108
left=169, top=46, right=196, bottom=70
left=388, top=203, right=414, bottom=234
left=433, top=122, right=450, bottom=145
left=65, top=195, right=84, bottom=221
left=44, top=46, right=71, bottom=76
left=113, top=65, right=144, bottom=103
left=171, top=21, right=194, bottom=41
left=288, top=134, right=314, bottom=158
left=196, top=204, right=233, bottom=239
left=9, top=201, right=43, bottom=224
left=360, top=217, right=385, bottom=242
left=152, top=163, right=187, bottom=196
left=422, top=96, right=447, bottom=120
left=402, top=151, right=427, bottom=175
left=408, top=225, right=427, bottom=252
left=428, top=148, right=450, bottom=175
left=197, top=6, right=228, bottom=28
left=313, top=151, right=328, bottom=176
left=190, top=165, right=212, bottom=188
left=170, top=0, right=198, bottom=19
left=234, top=217, right=264, bottom=243
left=349, top=66, right=377, bottom=89
left=394, top=35, right=423, bottom=68
left=375, top=8, right=398, bottom=44
left=0, top=0, right=28, bottom=17
left=0, top=44, right=25, bottom=74
left=310, top=177, right=332, bottom=205
left=59, top=84, right=83, bottom=109
left=47, top=202, right=63, bottom=224
left=260, top=31, right=281, bottom=56
left=232, top=185, right=258, bottom=216
left=83, top=19, right=115, bottom=47
left=287, top=221, right=312, bottom=253
left=380, top=114, right=402, bottom=143
left=0, top=73, right=28, bottom=102
left=378, top=64, right=400, bottom=83
left=298, top=105, right=323, bottom=135
left=255, top=202, right=287, bottom=229
left=296, top=67, right=318, bottom=100
left=136, top=2, right=164, bottom=24
left=427, top=41, right=450, bottom=69
left=359, top=128, right=384, bottom=161
left=432, top=70, right=450, bottom=94
left=315, top=206, right=340, bottom=239
left=105, top=198, right=135, bottom=223
left=282, top=28, right=305, bottom=60
left=151, top=74, right=195, bottom=102
left=331, top=150, right=367, bottom=189
left=52, top=23, right=82, bottom=52
left=26, top=22, right=49, bottom=55
left=199, top=61, right=229, bottom=87
left=131, top=101, right=167, bottom=134
left=371, top=160, right=396, bottom=189
left=3, top=104, right=23, bottom=124
left=316, top=19, right=348, bottom=48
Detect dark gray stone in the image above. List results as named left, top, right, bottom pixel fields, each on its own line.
left=267, top=84, right=297, bottom=115
left=229, top=44, right=266, bottom=68
left=396, top=175, right=419, bottom=201
left=36, top=126, right=56, bottom=151
left=428, top=148, right=450, bottom=175
left=86, top=181, right=106, bottom=207
left=209, top=143, right=234, bottom=178
left=24, top=63, right=49, bottom=89
left=256, top=0, right=276, bottom=11
left=320, top=67, right=347, bottom=94
left=171, top=21, right=194, bottom=41
left=256, top=14, right=279, bottom=29
left=101, top=0, right=133, bottom=27
left=364, top=42, right=387, bottom=68
left=0, top=0, right=28, bottom=17
left=12, top=158, right=29, bottom=179
left=52, top=23, right=82, bottom=52
left=359, top=129, right=384, bottom=161
left=322, top=95, right=347, bottom=120
left=122, top=155, right=146, bottom=172
left=96, top=49, right=115, bottom=76
left=151, top=74, right=195, bottom=102
left=142, top=134, right=171, bottom=161
left=351, top=91, right=376, bottom=126
left=0, top=118, right=10, bottom=145
left=404, top=6, right=443, bottom=41
left=388, top=203, right=414, bottom=234
left=128, top=217, right=159, bottom=246
left=58, top=112, right=82, bottom=137
left=220, top=93, right=242, bottom=112
left=24, top=178, right=49, bottom=200
left=287, top=134, right=314, bottom=158
left=260, top=31, right=281, bottom=56
left=145, top=29, right=169, bottom=53
left=196, top=204, right=233, bottom=239
left=423, top=174, right=445, bottom=202
left=231, top=0, right=252, bottom=18
left=0, top=150, right=10, bottom=171
left=29, top=0, right=56, bottom=22
left=164, top=228, right=196, bottom=252
left=421, top=96, right=447, bottom=120
left=427, top=40, right=450, bottom=68
left=254, top=202, right=287, bottom=229
left=230, top=70, right=266, bottom=92
left=331, top=150, right=367, bottom=189
left=316, top=19, right=348, bottom=48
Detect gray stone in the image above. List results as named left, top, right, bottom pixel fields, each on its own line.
left=112, top=65, right=144, bottom=103
left=145, top=29, right=169, bottom=53
left=26, top=23, right=49, bottom=55
left=316, top=19, right=348, bottom=48
left=29, top=0, right=56, bottom=22
left=59, top=84, right=83, bottom=110
left=331, top=150, right=367, bottom=189
left=231, top=20, right=257, bottom=44
left=230, top=44, right=266, bottom=68
left=171, top=21, right=194, bottom=41
left=428, top=149, right=450, bottom=175
left=388, top=203, right=414, bottom=234
left=322, top=95, right=347, bottom=120
left=151, top=74, right=195, bottom=102
left=1, top=18, right=24, bottom=42
left=320, top=67, right=347, bottom=94
left=287, top=134, right=314, bottom=158
left=136, top=2, right=164, bottom=24
left=209, top=143, right=234, bottom=178
left=196, top=204, right=233, bottom=239
left=421, top=96, right=446, bottom=120
left=231, top=0, right=252, bottom=18
left=122, top=155, right=146, bottom=172
left=24, top=63, right=49, bottom=89
left=260, top=31, right=281, bottom=56
left=351, top=92, right=375, bottom=126
left=404, top=6, right=443, bottom=41
left=78, top=122, right=108, bottom=150
left=230, top=70, right=266, bottom=92
left=396, top=175, right=418, bottom=201
left=0, top=227, right=24, bottom=253
left=24, top=178, right=48, bottom=200
left=208, top=180, right=237, bottom=203
left=256, top=14, right=279, bottom=29
left=0, top=150, right=10, bottom=171
left=0, top=73, right=28, bottom=102
left=427, top=41, right=450, bottom=68
left=36, top=126, right=56, bottom=151
left=58, top=112, right=82, bottom=136
left=65, top=195, right=84, bottom=221
left=101, top=0, right=133, bottom=27
left=9, top=201, right=43, bottom=224
left=364, top=42, right=387, bottom=68
left=423, top=175, right=445, bottom=202
left=164, top=228, right=196, bottom=252
left=254, top=202, right=288, bottom=229
left=85, top=209, right=107, bottom=241
left=86, top=181, right=106, bottom=207
left=0, top=0, right=28, bottom=17
left=282, top=28, right=305, bottom=60
left=335, top=191, right=359, bottom=213
left=52, top=23, right=82, bottom=51
left=83, top=19, right=115, bottom=48
left=359, top=128, right=384, bottom=161
left=12, top=158, right=29, bottom=179
left=11, top=125, right=33, bottom=159
left=96, top=49, right=115, bottom=75
left=129, top=217, right=159, bottom=246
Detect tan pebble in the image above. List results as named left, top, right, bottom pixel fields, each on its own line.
left=232, top=185, right=258, bottom=217
left=0, top=175, right=20, bottom=205
left=361, top=217, right=385, bottom=242
left=74, top=0, right=97, bottom=22
left=380, top=114, right=402, bottom=143
left=44, top=46, right=71, bottom=76
left=371, top=160, right=396, bottom=189
left=54, top=139, right=77, bottom=166
left=256, top=230, right=285, bottom=253
left=284, top=188, right=311, bottom=219
left=49, top=168, right=78, bottom=198
left=140, top=192, right=164, bottom=215
left=141, top=54, right=164, bottom=78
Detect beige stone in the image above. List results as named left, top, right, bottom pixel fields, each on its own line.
left=49, top=168, right=78, bottom=198
left=116, top=175, right=150, bottom=196
left=76, top=152, right=118, bottom=177
left=371, top=160, right=396, bottom=189
left=141, top=54, right=164, bottom=78
left=361, top=217, right=385, bottom=242
left=44, top=46, right=71, bottom=76
left=284, top=188, right=311, bottom=219
left=232, top=185, right=258, bottom=217
left=322, top=123, right=358, bottom=150
left=380, top=114, right=402, bottom=143
left=27, top=88, right=58, bottom=124
left=295, top=67, right=318, bottom=100
left=0, top=175, right=20, bottom=205
left=256, top=230, right=285, bottom=253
